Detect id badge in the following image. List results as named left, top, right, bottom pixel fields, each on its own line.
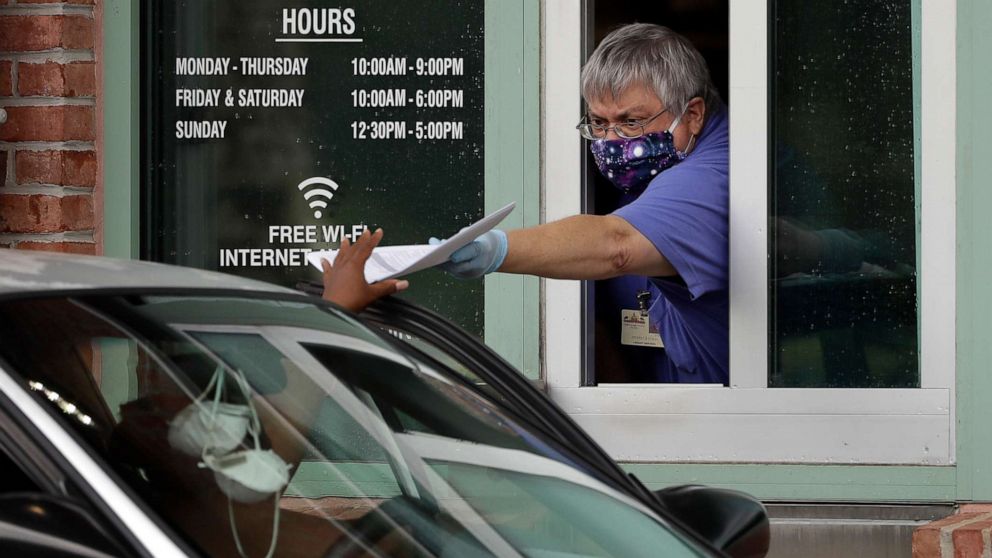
left=621, top=309, right=664, bottom=348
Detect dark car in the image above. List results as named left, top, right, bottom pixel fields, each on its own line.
left=0, top=250, right=768, bottom=557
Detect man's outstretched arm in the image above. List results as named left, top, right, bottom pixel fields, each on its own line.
left=499, top=214, right=677, bottom=280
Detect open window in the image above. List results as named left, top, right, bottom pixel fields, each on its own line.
left=582, top=0, right=729, bottom=384
left=544, top=0, right=954, bottom=465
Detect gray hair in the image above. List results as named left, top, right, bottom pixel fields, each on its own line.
left=581, top=23, right=720, bottom=115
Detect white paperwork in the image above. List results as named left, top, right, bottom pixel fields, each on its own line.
left=306, top=202, right=515, bottom=283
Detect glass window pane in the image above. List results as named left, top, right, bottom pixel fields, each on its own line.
left=368, top=321, right=509, bottom=405
left=770, top=1, right=919, bottom=387
left=188, top=331, right=391, bottom=462
left=428, top=461, right=707, bottom=558
left=142, top=0, right=486, bottom=336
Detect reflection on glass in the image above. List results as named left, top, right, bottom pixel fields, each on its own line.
left=770, top=1, right=918, bottom=387
left=0, top=295, right=701, bottom=556
left=430, top=461, right=704, bottom=558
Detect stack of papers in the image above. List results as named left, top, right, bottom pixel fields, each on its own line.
left=306, top=202, right=515, bottom=283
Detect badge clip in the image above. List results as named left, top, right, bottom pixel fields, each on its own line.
left=636, top=290, right=652, bottom=316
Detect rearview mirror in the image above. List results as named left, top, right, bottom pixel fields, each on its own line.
left=655, top=484, right=770, bottom=558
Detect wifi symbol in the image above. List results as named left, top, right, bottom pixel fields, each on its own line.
left=297, top=177, right=340, bottom=219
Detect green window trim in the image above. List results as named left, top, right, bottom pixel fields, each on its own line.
left=625, top=463, right=955, bottom=502
left=102, top=0, right=139, bottom=260
left=484, top=0, right=541, bottom=378
left=954, top=0, right=992, bottom=502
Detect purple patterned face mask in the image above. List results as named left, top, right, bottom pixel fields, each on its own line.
left=590, top=116, right=687, bottom=193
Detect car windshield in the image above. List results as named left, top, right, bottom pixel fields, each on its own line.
left=0, top=294, right=705, bottom=558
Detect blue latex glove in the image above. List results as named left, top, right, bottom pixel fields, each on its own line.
left=429, top=229, right=508, bottom=279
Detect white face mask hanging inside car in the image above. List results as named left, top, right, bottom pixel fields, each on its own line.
left=197, top=368, right=292, bottom=503
left=167, top=366, right=252, bottom=457
left=169, top=365, right=291, bottom=558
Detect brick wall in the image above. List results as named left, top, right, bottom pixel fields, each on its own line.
left=0, top=0, right=98, bottom=255
left=914, top=506, right=992, bottom=558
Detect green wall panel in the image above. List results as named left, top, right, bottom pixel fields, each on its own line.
left=625, top=464, right=956, bottom=502
left=483, top=0, right=541, bottom=378
left=955, top=0, right=992, bottom=502
left=102, top=0, right=139, bottom=259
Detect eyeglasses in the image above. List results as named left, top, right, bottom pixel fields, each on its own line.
left=575, top=108, right=670, bottom=140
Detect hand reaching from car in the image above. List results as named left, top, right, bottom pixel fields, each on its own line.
left=321, top=228, right=409, bottom=312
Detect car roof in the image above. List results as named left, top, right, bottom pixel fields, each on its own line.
left=0, top=250, right=297, bottom=296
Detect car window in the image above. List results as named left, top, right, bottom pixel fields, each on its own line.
left=0, top=294, right=706, bottom=558
left=188, top=331, right=394, bottom=464
left=428, top=461, right=702, bottom=558
left=372, top=322, right=509, bottom=403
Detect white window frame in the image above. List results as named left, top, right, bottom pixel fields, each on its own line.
left=541, top=0, right=955, bottom=464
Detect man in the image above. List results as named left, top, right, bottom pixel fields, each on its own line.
left=436, top=23, right=729, bottom=384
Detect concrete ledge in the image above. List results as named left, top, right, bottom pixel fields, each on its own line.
left=763, top=503, right=950, bottom=558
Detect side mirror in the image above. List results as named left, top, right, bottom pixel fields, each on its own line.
left=655, top=484, right=770, bottom=558
left=0, top=493, right=125, bottom=557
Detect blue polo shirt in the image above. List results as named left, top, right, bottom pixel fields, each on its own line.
left=609, top=104, right=729, bottom=384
